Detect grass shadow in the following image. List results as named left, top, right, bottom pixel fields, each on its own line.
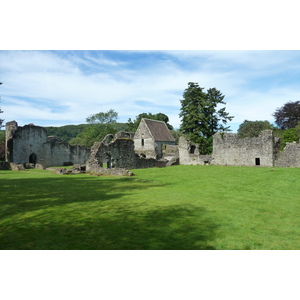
left=0, top=171, right=218, bottom=250
left=0, top=174, right=165, bottom=218
left=0, top=204, right=218, bottom=250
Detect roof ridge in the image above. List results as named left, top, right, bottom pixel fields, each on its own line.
left=142, top=118, right=165, bottom=123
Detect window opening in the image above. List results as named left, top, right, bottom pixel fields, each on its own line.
left=190, top=145, right=196, bottom=154
left=141, top=139, right=144, bottom=146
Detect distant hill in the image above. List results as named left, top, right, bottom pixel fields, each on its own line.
left=44, top=123, right=130, bottom=143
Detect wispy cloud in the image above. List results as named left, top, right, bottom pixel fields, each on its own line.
left=1, top=50, right=300, bottom=131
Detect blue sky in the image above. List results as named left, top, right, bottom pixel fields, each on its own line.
left=1, top=50, right=300, bottom=132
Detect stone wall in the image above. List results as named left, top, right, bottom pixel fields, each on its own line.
left=5, top=121, right=90, bottom=167
left=178, top=136, right=212, bottom=165
left=86, top=136, right=168, bottom=173
left=275, top=142, right=300, bottom=167
left=162, top=144, right=179, bottom=161
left=212, top=130, right=276, bottom=167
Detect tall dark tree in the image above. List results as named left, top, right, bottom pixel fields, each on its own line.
left=127, top=112, right=173, bottom=132
left=179, top=82, right=233, bottom=154
left=273, top=101, right=300, bottom=130
left=238, top=120, right=275, bottom=138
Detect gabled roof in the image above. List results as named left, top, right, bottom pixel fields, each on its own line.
left=143, top=118, right=175, bottom=142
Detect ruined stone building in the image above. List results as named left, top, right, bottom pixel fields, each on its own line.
left=178, top=136, right=212, bottom=165
left=212, top=130, right=279, bottom=167
left=5, top=117, right=300, bottom=172
left=179, top=130, right=300, bottom=168
left=86, top=133, right=170, bottom=174
left=134, top=118, right=176, bottom=159
left=5, top=121, right=90, bottom=168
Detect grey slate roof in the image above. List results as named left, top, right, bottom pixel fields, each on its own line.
left=143, top=118, right=175, bottom=142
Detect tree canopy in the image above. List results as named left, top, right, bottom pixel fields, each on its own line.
left=69, top=109, right=119, bottom=148
left=237, top=120, right=275, bottom=138
left=179, top=82, right=233, bottom=154
left=273, top=101, right=300, bottom=130
left=127, top=112, right=174, bottom=132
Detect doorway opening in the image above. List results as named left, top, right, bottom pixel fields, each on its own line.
left=29, top=153, right=37, bottom=165
left=255, top=158, right=260, bottom=166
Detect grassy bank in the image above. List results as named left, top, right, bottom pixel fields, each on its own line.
left=0, top=166, right=299, bottom=249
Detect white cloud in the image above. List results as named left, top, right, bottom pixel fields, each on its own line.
left=1, top=50, right=300, bottom=131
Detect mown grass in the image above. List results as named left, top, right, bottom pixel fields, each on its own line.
left=0, top=166, right=300, bottom=250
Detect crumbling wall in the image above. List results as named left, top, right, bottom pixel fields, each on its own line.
left=162, top=144, right=179, bottom=161
left=5, top=121, right=90, bottom=167
left=212, top=130, right=276, bottom=167
left=45, top=140, right=90, bottom=167
left=275, top=142, right=300, bottom=167
left=178, top=136, right=212, bottom=165
left=86, top=135, right=168, bottom=173
left=8, top=123, right=49, bottom=165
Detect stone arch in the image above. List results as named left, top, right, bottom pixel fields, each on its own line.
left=29, top=153, right=38, bottom=165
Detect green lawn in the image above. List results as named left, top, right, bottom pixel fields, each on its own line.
left=0, top=165, right=299, bottom=250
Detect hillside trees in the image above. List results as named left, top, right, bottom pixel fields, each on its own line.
left=45, top=124, right=89, bottom=142
left=179, top=82, right=233, bottom=154
left=69, top=109, right=119, bottom=148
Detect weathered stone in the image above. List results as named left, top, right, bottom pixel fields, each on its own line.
left=10, top=163, right=25, bottom=171
left=275, top=142, right=300, bottom=167
left=179, top=136, right=212, bottom=165
left=88, top=167, right=135, bottom=176
left=35, top=163, right=45, bottom=170
left=24, top=163, right=35, bottom=169
left=134, top=118, right=176, bottom=159
left=86, top=135, right=169, bottom=173
left=5, top=121, right=90, bottom=167
left=211, top=130, right=276, bottom=167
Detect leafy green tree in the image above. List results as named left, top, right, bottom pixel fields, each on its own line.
left=278, top=123, right=300, bottom=150
left=127, top=112, right=174, bottom=132
left=273, top=101, right=300, bottom=130
left=69, top=109, right=118, bottom=147
left=179, top=82, right=233, bottom=154
left=237, top=120, right=275, bottom=138
left=86, top=109, right=118, bottom=125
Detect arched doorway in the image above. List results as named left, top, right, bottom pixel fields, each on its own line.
left=29, top=153, right=37, bottom=165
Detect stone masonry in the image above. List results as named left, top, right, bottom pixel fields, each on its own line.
left=5, top=121, right=90, bottom=168
left=212, top=130, right=278, bottom=167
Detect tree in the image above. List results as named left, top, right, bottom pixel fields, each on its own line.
left=179, top=82, right=233, bottom=154
left=278, top=122, right=300, bottom=150
left=69, top=109, right=118, bottom=147
left=86, top=109, right=118, bottom=125
left=127, top=112, right=174, bottom=132
left=273, top=101, right=300, bottom=130
left=237, top=120, right=275, bottom=138
left=0, top=98, right=4, bottom=128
